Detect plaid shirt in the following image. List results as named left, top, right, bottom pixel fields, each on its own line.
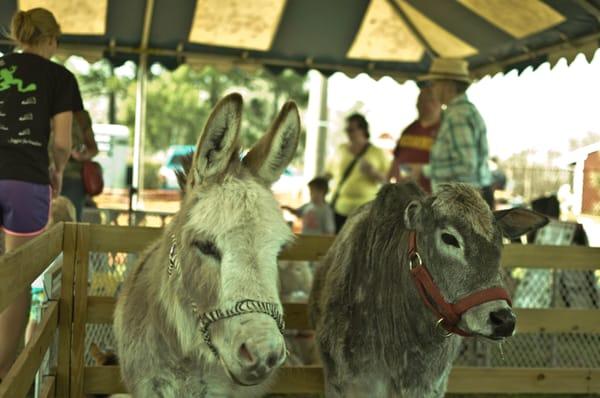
left=427, top=94, right=492, bottom=191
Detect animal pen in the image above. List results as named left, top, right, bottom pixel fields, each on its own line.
left=0, top=222, right=599, bottom=397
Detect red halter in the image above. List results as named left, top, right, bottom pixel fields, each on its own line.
left=408, top=230, right=512, bottom=337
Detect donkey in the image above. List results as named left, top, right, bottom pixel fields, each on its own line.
left=114, top=93, right=301, bottom=397
left=309, top=181, right=548, bottom=397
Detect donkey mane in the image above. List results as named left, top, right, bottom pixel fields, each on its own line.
left=335, top=183, right=427, bottom=369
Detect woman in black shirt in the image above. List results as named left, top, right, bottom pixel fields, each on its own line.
left=0, top=7, right=83, bottom=379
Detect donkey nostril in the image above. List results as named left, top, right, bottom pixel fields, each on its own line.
left=490, top=309, right=516, bottom=328
left=239, top=343, right=254, bottom=365
left=266, top=352, right=279, bottom=368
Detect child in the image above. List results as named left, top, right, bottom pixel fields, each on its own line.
left=283, top=177, right=335, bottom=236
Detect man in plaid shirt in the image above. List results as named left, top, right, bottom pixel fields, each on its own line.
left=420, top=58, right=494, bottom=208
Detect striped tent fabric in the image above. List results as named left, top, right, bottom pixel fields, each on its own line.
left=1, top=0, right=599, bottom=80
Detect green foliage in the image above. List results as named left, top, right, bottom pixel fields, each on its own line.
left=118, top=65, right=308, bottom=160
left=68, top=58, right=309, bottom=164
left=143, top=162, right=162, bottom=189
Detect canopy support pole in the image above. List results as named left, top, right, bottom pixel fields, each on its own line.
left=130, top=0, right=155, bottom=212
left=303, top=70, right=329, bottom=183
left=131, top=54, right=148, bottom=212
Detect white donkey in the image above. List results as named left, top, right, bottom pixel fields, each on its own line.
left=114, top=93, right=301, bottom=397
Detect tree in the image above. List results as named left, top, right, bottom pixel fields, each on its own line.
left=118, top=65, right=309, bottom=159
left=72, top=59, right=133, bottom=124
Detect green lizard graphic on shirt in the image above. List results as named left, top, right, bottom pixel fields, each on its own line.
left=0, top=66, right=37, bottom=93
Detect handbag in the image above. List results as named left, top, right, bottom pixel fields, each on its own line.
left=81, top=160, right=104, bottom=196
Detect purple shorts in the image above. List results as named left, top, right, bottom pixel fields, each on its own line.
left=0, top=180, right=51, bottom=236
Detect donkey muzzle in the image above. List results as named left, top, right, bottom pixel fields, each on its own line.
left=489, top=308, right=516, bottom=338
left=234, top=333, right=286, bottom=384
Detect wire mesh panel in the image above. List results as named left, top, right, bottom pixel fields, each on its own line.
left=457, top=220, right=600, bottom=368
left=85, top=251, right=137, bottom=366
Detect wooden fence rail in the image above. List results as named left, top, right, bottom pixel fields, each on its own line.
left=87, top=224, right=600, bottom=270
left=84, top=296, right=600, bottom=334
left=82, top=365, right=600, bottom=395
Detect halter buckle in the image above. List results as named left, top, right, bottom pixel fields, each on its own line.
left=435, top=318, right=453, bottom=338
left=409, top=251, right=422, bottom=270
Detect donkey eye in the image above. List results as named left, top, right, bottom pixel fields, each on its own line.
left=194, top=240, right=221, bottom=260
left=441, top=233, right=460, bottom=248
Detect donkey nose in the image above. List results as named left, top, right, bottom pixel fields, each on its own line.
left=237, top=338, right=285, bottom=381
left=489, top=308, right=516, bottom=337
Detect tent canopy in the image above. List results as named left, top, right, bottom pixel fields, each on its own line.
left=1, top=0, right=599, bottom=80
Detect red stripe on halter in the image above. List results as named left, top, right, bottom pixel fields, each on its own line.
left=407, top=230, right=512, bottom=337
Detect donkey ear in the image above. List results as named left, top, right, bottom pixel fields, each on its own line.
left=494, top=208, right=549, bottom=240
left=243, top=101, right=301, bottom=185
left=404, top=200, right=423, bottom=230
left=190, top=93, right=242, bottom=185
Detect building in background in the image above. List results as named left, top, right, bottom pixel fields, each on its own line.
left=560, top=142, right=600, bottom=216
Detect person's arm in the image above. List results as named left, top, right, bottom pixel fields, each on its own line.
left=360, top=147, right=389, bottom=183
left=387, top=145, right=401, bottom=182
left=50, top=111, right=73, bottom=196
left=282, top=205, right=302, bottom=218
left=71, top=111, right=99, bottom=161
left=323, top=207, right=336, bottom=235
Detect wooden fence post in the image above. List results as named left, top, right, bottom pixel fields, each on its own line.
left=56, top=223, right=77, bottom=398
left=70, top=223, right=90, bottom=398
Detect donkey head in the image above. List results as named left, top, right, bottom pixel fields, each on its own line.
left=168, top=93, right=300, bottom=385
left=404, top=183, right=548, bottom=339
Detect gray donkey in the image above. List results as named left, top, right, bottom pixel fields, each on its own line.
left=309, top=182, right=548, bottom=397
left=114, top=93, right=301, bottom=397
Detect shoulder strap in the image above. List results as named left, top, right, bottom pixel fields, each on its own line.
left=330, top=143, right=370, bottom=208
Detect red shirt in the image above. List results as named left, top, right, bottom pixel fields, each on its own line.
left=388, top=120, right=439, bottom=193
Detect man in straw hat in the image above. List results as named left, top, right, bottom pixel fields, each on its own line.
left=420, top=58, right=494, bottom=209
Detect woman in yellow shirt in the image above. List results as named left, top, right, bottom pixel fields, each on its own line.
left=327, top=113, right=389, bottom=232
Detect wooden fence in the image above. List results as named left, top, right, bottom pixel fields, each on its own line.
left=0, top=222, right=599, bottom=397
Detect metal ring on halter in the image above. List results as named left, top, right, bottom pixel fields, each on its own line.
left=409, top=252, right=422, bottom=270
left=435, top=318, right=453, bottom=338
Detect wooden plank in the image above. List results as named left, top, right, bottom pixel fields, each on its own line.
left=0, top=302, right=58, bottom=398
left=89, top=224, right=162, bottom=252
left=87, top=224, right=600, bottom=270
left=87, top=297, right=313, bottom=329
left=56, top=223, right=76, bottom=398
left=282, top=302, right=311, bottom=330
left=39, top=375, right=56, bottom=398
left=517, top=309, right=600, bottom=334
left=502, top=244, right=600, bottom=270
left=87, top=296, right=115, bottom=324
left=70, top=223, right=91, bottom=398
left=447, top=367, right=600, bottom=394
left=271, top=366, right=324, bottom=394
left=83, top=366, right=325, bottom=394
left=84, top=366, right=124, bottom=394
left=82, top=366, right=600, bottom=394
left=280, top=235, right=336, bottom=261
left=89, top=224, right=335, bottom=261
left=0, top=223, right=63, bottom=313
left=86, top=297, right=600, bottom=334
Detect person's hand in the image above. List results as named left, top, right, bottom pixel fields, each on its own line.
left=71, top=149, right=91, bottom=161
left=50, top=168, right=63, bottom=198
left=70, top=150, right=84, bottom=161
left=281, top=205, right=300, bottom=217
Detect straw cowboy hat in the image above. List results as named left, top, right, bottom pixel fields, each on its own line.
left=418, top=58, right=472, bottom=83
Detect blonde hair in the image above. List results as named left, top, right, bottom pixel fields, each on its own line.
left=49, top=196, right=76, bottom=225
left=10, top=8, right=61, bottom=47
